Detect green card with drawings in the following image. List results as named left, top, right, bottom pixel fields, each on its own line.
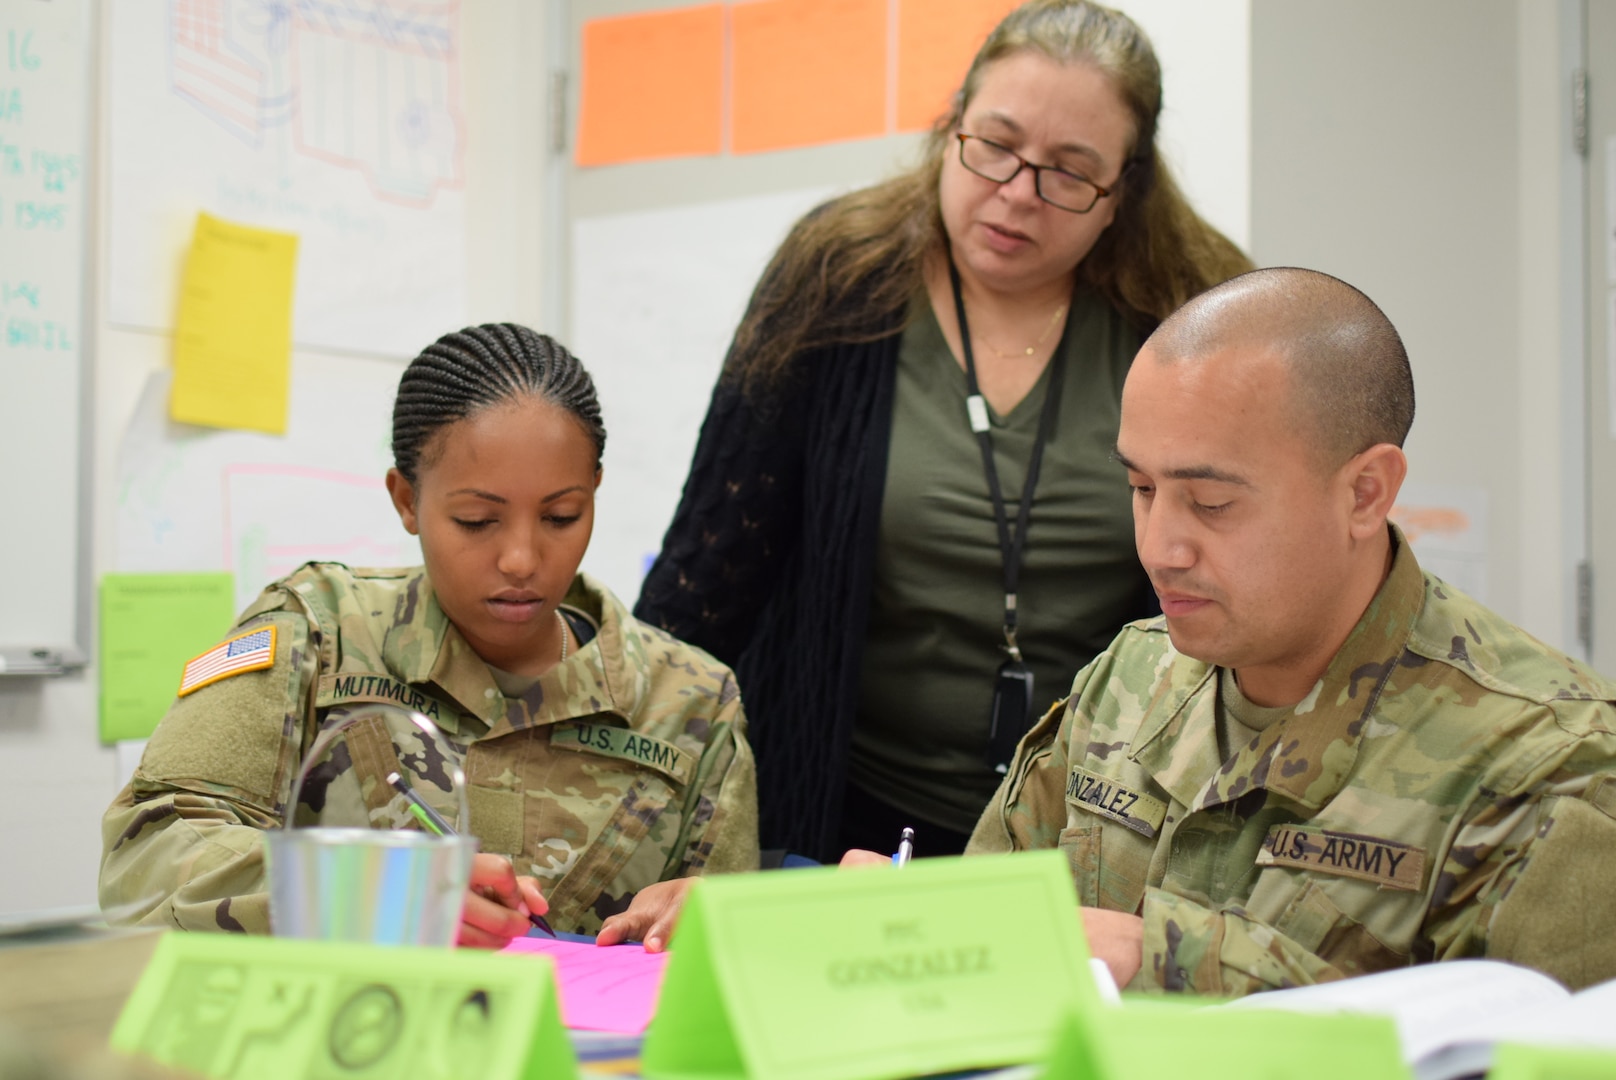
left=640, top=850, right=1097, bottom=1080
left=109, top=934, right=574, bottom=1079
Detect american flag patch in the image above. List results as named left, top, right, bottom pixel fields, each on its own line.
left=177, top=626, right=277, bottom=697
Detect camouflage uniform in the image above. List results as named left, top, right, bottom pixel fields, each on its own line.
left=968, top=533, right=1616, bottom=995
left=100, top=564, right=759, bottom=935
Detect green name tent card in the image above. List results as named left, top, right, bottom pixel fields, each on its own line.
left=109, top=933, right=574, bottom=1080
left=1042, top=999, right=1410, bottom=1079
left=641, top=850, right=1096, bottom=1080
left=1489, top=1042, right=1616, bottom=1080
left=99, top=571, right=235, bottom=742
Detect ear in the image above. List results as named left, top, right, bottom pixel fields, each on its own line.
left=593, top=465, right=603, bottom=491
left=1342, top=444, right=1408, bottom=541
left=385, top=467, right=421, bottom=536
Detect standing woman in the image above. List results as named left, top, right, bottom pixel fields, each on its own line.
left=635, top=0, right=1251, bottom=863
left=102, top=326, right=756, bottom=949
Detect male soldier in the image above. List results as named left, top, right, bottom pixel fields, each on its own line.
left=966, top=267, right=1616, bottom=995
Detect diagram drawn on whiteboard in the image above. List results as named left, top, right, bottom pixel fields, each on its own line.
left=109, top=0, right=467, bottom=356
left=165, top=0, right=462, bottom=206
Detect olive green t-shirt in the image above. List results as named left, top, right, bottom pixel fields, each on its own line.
left=850, top=288, right=1148, bottom=833
left=1216, top=666, right=1293, bottom=761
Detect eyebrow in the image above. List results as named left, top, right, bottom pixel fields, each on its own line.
left=445, top=485, right=589, bottom=503
left=972, top=111, right=1105, bottom=166
left=1111, top=449, right=1252, bottom=487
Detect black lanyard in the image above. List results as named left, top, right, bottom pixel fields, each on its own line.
left=948, top=260, right=1068, bottom=663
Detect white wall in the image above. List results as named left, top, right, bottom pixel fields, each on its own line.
left=1514, top=0, right=1588, bottom=654
left=1249, top=0, right=1580, bottom=647
left=1126, top=0, right=1251, bottom=249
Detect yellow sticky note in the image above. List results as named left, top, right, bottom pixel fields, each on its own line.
left=170, top=212, right=298, bottom=434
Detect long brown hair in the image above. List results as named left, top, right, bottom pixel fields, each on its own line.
left=726, top=0, right=1253, bottom=389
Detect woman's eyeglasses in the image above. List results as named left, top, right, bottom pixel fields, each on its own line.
left=955, top=133, right=1117, bottom=214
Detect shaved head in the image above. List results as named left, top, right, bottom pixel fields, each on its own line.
left=1118, top=267, right=1414, bottom=703
left=1145, top=268, right=1414, bottom=466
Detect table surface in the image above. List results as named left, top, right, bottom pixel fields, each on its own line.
left=0, top=925, right=167, bottom=1072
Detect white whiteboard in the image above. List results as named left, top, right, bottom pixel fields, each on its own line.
left=0, top=0, right=90, bottom=655
left=106, top=0, right=468, bottom=356
left=563, top=0, right=1252, bottom=602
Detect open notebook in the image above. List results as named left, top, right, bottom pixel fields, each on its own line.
left=1226, top=960, right=1616, bottom=1080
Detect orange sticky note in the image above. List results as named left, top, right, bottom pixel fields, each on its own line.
left=731, top=0, right=887, bottom=155
left=897, top=0, right=1020, bottom=131
left=576, top=5, right=724, bottom=167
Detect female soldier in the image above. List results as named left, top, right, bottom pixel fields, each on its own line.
left=636, top=0, right=1252, bottom=862
left=101, top=325, right=757, bottom=948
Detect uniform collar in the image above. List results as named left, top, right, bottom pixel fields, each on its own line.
left=380, top=571, right=649, bottom=736
left=374, top=572, right=502, bottom=733
left=1132, top=526, right=1427, bottom=813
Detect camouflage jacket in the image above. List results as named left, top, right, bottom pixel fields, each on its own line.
left=101, top=565, right=759, bottom=935
left=968, top=536, right=1616, bottom=996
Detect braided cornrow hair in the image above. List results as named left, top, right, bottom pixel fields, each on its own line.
left=392, top=324, right=606, bottom=484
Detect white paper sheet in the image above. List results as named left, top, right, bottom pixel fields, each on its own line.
left=570, top=186, right=840, bottom=601
left=117, top=359, right=418, bottom=612
left=107, top=0, right=466, bottom=356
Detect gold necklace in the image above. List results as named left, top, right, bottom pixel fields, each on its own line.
left=984, top=302, right=1066, bottom=362
left=555, top=609, right=570, bottom=663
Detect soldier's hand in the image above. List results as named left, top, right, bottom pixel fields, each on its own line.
left=837, top=849, right=890, bottom=867
left=596, top=878, right=695, bottom=952
left=458, top=853, right=549, bottom=949
left=1079, top=906, right=1143, bottom=988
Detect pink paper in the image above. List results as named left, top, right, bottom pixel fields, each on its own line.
left=501, top=937, right=670, bottom=1034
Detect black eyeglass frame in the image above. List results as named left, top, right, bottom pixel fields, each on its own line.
left=954, top=132, right=1120, bottom=214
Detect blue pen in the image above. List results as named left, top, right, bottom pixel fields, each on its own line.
left=387, top=771, right=555, bottom=937
left=891, top=826, right=915, bottom=867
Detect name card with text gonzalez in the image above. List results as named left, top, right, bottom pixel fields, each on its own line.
left=641, top=850, right=1097, bottom=1080
left=110, top=933, right=574, bottom=1079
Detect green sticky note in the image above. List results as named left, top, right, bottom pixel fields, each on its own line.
left=109, top=933, right=574, bottom=1079
left=1489, top=1042, right=1616, bottom=1080
left=641, top=850, right=1096, bottom=1080
left=1043, top=999, right=1409, bottom=1079
left=99, top=572, right=235, bottom=742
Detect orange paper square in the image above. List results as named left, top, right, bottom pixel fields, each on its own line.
left=731, top=0, right=888, bottom=154
left=897, top=0, right=1019, bottom=131
left=576, top=5, right=724, bottom=167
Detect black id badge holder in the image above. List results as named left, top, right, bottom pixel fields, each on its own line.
left=988, top=653, right=1035, bottom=775
left=948, top=260, right=1068, bottom=776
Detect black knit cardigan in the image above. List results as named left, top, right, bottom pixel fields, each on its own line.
left=635, top=312, right=903, bottom=864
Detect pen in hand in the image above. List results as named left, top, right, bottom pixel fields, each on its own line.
left=386, top=771, right=555, bottom=937
left=892, top=826, right=915, bottom=867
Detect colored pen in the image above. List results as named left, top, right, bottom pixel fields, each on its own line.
left=386, top=771, right=555, bottom=937
left=892, top=826, right=915, bottom=867
left=387, top=770, right=455, bottom=837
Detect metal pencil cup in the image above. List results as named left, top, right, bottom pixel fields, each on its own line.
left=264, top=706, right=477, bottom=947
